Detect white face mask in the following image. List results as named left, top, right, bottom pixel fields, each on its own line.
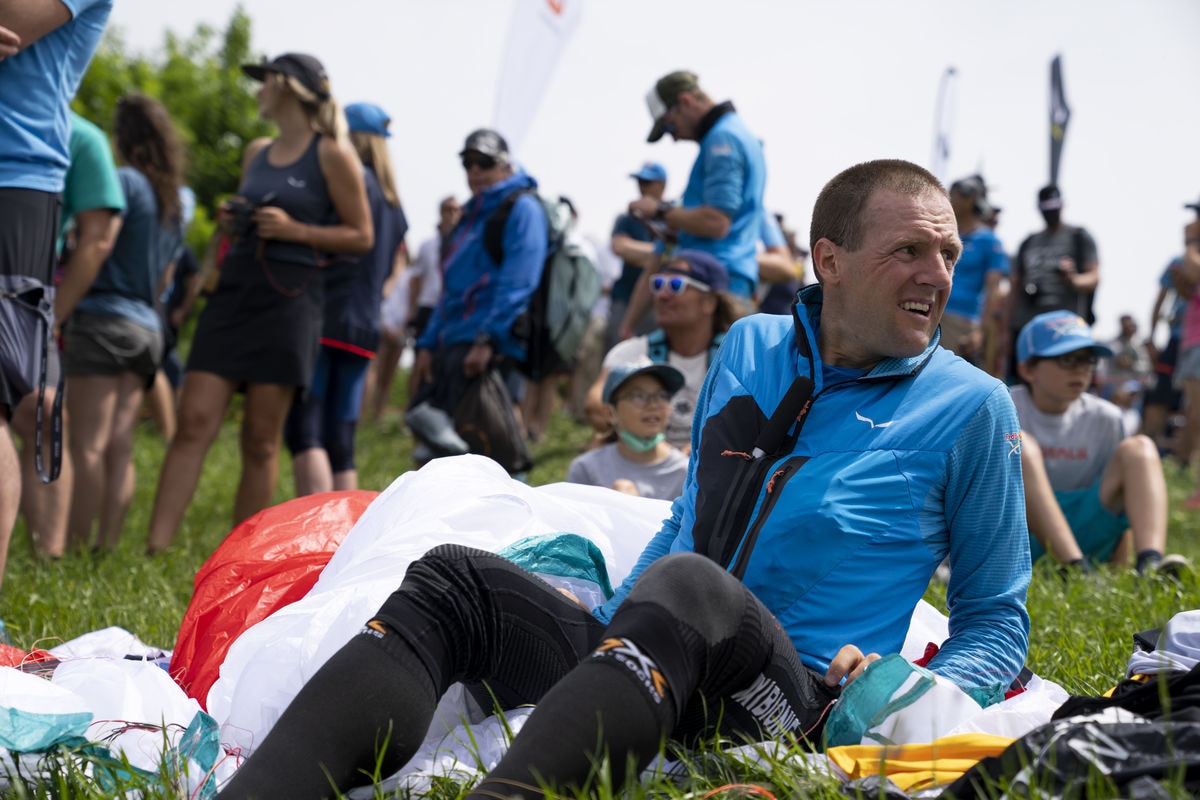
left=619, top=429, right=665, bottom=453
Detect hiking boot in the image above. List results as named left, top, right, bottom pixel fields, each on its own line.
left=404, top=402, right=469, bottom=456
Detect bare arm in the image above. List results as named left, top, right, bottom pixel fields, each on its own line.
left=0, top=0, right=69, bottom=49
left=1063, top=257, right=1099, bottom=293
left=610, top=233, right=658, bottom=267
left=757, top=244, right=799, bottom=285
left=629, top=196, right=731, bottom=240
left=618, top=267, right=654, bottom=340
left=53, top=208, right=122, bottom=325
left=381, top=240, right=408, bottom=299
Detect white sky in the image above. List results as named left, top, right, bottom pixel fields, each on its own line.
left=107, top=0, right=1200, bottom=339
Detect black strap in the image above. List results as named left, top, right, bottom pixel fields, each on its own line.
left=33, top=325, right=63, bottom=484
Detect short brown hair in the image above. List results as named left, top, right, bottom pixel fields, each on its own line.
left=809, top=159, right=945, bottom=253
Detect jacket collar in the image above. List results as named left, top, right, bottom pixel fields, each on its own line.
left=696, top=100, right=735, bottom=141
left=795, top=284, right=941, bottom=384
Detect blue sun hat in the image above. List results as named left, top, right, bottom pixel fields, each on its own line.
left=344, top=102, right=391, bottom=138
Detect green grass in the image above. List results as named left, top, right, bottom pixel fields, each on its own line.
left=3, top=372, right=1200, bottom=797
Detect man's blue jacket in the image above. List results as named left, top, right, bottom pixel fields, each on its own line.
left=418, top=170, right=547, bottom=360
left=598, top=285, right=1031, bottom=704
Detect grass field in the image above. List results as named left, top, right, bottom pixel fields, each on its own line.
left=3, top=367, right=1199, bottom=798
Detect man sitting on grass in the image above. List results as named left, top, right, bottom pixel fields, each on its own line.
left=1012, top=310, right=1189, bottom=575
left=216, top=159, right=1031, bottom=800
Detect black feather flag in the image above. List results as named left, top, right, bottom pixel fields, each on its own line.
left=1049, top=54, right=1071, bottom=185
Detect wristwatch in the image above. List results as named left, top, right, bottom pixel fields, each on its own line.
left=473, top=332, right=493, bottom=348
left=654, top=201, right=673, bottom=221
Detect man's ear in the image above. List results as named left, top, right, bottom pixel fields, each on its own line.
left=811, top=238, right=840, bottom=285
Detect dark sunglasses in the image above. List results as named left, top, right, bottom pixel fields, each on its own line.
left=461, top=154, right=497, bottom=171
left=651, top=273, right=711, bottom=295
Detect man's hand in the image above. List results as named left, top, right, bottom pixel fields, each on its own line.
left=824, top=644, right=881, bottom=687
left=628, top=196, right=660, bottom=219
left=463, top=342, right=493, bottom=378
left=408, top=348, right=433, bottom=400
left=0, top=25, right=20, bottom=60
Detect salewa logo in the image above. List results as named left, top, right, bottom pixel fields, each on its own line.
left=855, top=411, right=895, bottom=429
left=287, top=176, right=307, bottom=188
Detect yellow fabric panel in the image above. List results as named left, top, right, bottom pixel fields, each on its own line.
left=826, top=733, right=1015, bottom=791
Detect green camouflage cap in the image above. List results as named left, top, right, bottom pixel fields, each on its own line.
left=645, top=70, right=699, bottom=143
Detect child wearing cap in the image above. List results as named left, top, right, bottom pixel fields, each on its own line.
left=567, top=360, right=688, bottom=500
left=1011, top=310, right=1187, bottom=576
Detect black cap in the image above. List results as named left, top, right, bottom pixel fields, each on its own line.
left=458, top=128, right=509, bottom=160
left=1185, top=195, right=1200, bottom=212
left=242, top=53, right=331, bottom=101
left=1037, top=184, right=1063, bottom=210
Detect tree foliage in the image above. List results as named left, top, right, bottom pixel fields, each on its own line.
left=73, top=5, right=274, bottom=253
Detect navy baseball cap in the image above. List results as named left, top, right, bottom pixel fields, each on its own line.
left=659, top=249, right=729, bottom=293
left=629, top=162, right=667, bottom=183
left=602, top=359, right=685, bottom=405
left=242, top=53, right=330, bottom=100
left=345, top=102, right=391, bottom=137
left=1016, top=310, right=1114, bottom=364
left=1184, top=195, right=1200, bottom=212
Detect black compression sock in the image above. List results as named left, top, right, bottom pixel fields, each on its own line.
left=216, top=627, right=440, bottom=800
left=467, top=644, right=677, bottom=800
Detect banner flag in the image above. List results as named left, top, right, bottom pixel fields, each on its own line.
left=930, top=66, right=957, bottom=186
left=492, top=0, right=584, bottom=157
left=1049, top=54, right=1071, bottom=186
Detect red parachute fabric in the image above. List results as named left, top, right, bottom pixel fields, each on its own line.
left=170, top=490, right=378, bottom=708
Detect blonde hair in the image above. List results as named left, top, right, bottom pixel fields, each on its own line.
left=275, top=72, right=352, bottom=151
left=350, top=130, right=401, bottom=208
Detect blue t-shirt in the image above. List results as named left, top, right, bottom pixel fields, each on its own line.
left=0, top=0, right=114, bottom=192
left=944, top=226, right=1008, bottom=323
left=610, top=212, right=654, bottom=302
left=676, top=107, right=766, bottom=294
left=77, top=167, right=182, bottom=331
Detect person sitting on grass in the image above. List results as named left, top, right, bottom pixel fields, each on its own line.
left=1012, top=310, right=1189, bottom=576
left=567, top=360, right=688, bottom=500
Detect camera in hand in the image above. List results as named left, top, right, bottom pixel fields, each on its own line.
left=224, top=192, right=277, bottom=240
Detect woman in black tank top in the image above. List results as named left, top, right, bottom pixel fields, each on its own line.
left=146, top=53, right=373, bottom=554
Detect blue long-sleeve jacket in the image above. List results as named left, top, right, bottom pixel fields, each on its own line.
left=596, top=285, right=1031, bottom=703
left=417, top=171, right=547, bottom=360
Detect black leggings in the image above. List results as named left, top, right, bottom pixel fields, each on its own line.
left=216, top=547, right=838, bottom=800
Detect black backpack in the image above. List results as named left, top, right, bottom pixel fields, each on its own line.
left=484, top=190, right=601, bottom=381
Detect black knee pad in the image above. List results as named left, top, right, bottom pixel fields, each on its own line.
left=625, top=552, right=750, bottom=644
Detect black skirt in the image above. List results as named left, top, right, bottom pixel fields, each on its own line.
left=187, top=249, right=323, bottom=389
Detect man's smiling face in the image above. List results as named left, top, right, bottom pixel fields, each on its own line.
left=816, top=188, right=961, bottom=369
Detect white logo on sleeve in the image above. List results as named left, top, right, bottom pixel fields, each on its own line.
left=855, top=410, right=895, bottom=429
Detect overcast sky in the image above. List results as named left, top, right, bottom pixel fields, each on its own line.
left=106, top=0, right=1200, bottom=338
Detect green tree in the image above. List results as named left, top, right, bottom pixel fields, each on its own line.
left=73, top=4, right=274, bottom=255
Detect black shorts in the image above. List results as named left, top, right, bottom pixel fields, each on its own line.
left=0, top=189, right=60, bottom=415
